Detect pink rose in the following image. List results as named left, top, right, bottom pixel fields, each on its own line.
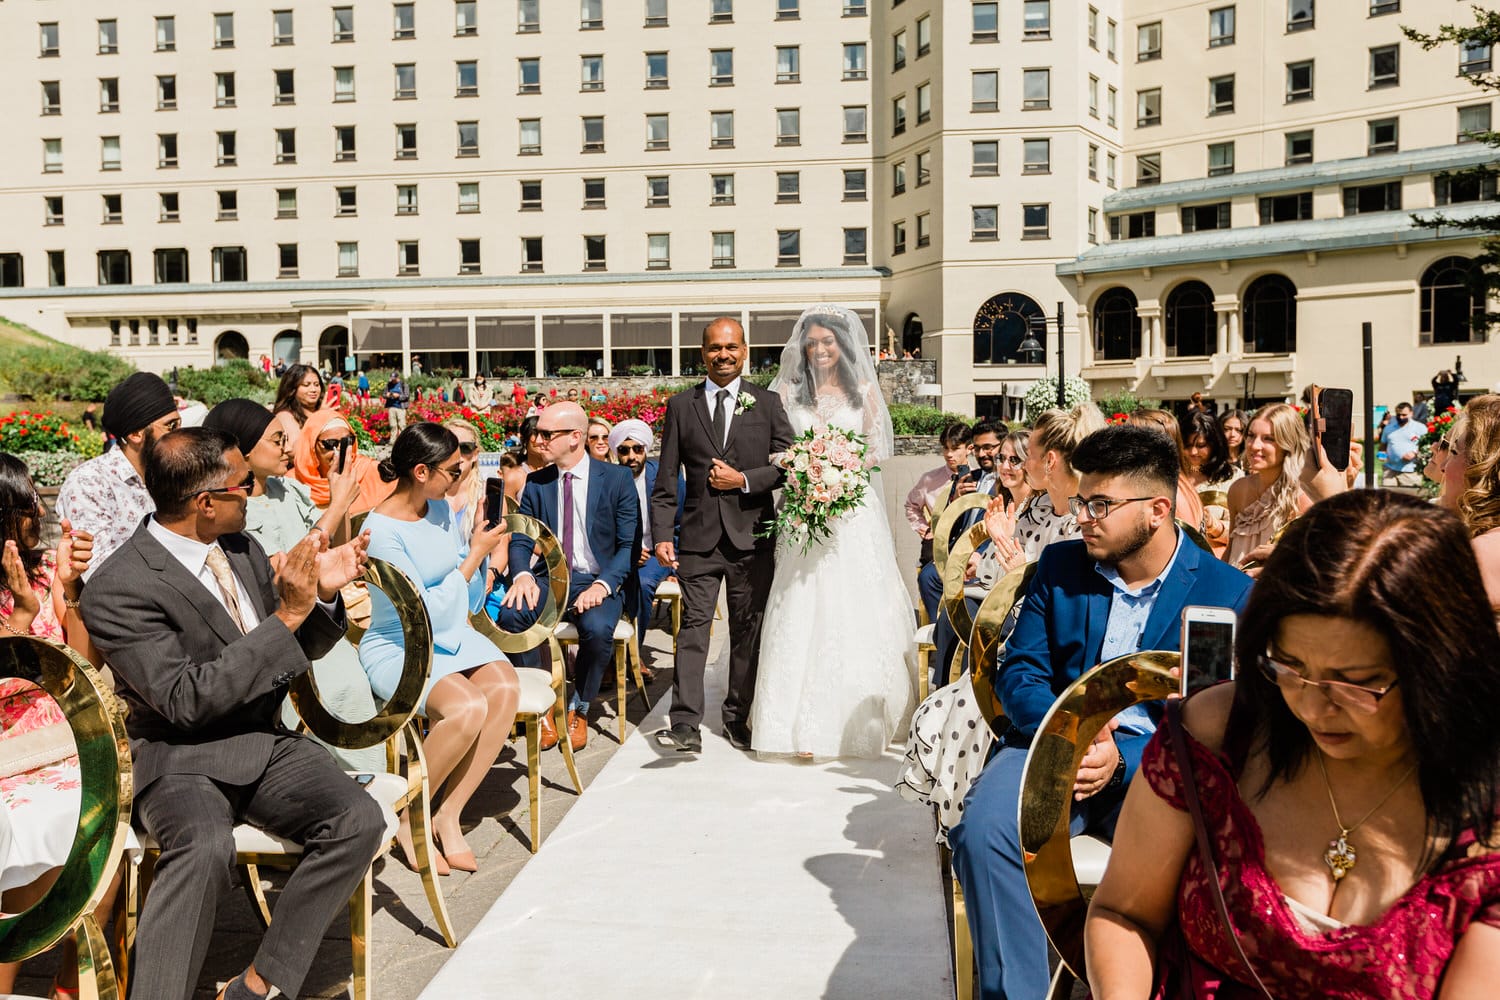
left=809, top=438, right=828, bottom=456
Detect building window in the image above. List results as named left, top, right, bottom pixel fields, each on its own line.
left=1138, top=22, right=1161, bottom=61
left=102, top=194, right=123, bottom=224
left=646, top=0, right=669, bottom=26
left=334, top=7, right=355, bottom=41
left=1088, top=76, right=1099, bottom=117
left=156, top=16, right=176, bottom=51
left=973, top=141, right=999, bottom=176
left=916, top=149, right=932, bottom=186
left=777, top=230, right=801, bottom=266
left=1023, top=138, right=1050, bottom=174
left=394, top=3, right=416, bottom=38
left=519, top=118, right=541, bottom=154
left=338, top=242, right=360, bottom=277
left=1107, top=18, right=1117, bottom=59
left=1243, top=275, right=1297, bottom=353
left=47, top=252, right=65, bottom=288
left=277, top=189, right=298, bottom=218
left=157, top=76, right=177, bottom=110
left=581, top=0, right=604, bottom=29
left=647, top=175, right=670, bottom=207
left=395, top=123, right=418, bottom=159
left=1368, top=117, right=1399, bottom=154
left=160, top=192, right=180, bottom=222
left=712, top=231, right=735, bottom=268
left=893, top=95, right=907, bottom=135
left=98, top=19, right=119, bottom=54
left=712, top=174, right=735, bottom=205
left=1259, top=191, right=1312, bottom=223
left=1435, top=170, right=1498, bottom=206
left=776, top=0, right=799, bottom=19
left=647, top=233, right=670, bottom=269
left=584, top=235, right=607, bottom=270
left=272, top=9, right=294, bottom=45
left=843, top=169, right=866, bottom=201
left=1369, top=46, right=1399, bottom=88
left=101, top=136, right=122, bottom=171
left=275, top=128, right=296, bottom=164
left=214, top=13, right=235, bottom=48
left=1288, top=0, right=1314, bottom=31
left=335, top=125, right=357, bottom=161
left=581, top=55, right=604, bottom=91
left=520, top=179, right=542, bottom=210
left=1343, top=181, right=1401, bottom=214
left=1136, top=152, right=1161, bottom=186
left=844, top=43, right=868, bottom=81
left=891, top=162, right=906, bottom=195
left=1421, top=257, right=1483, bottom=344
left=98, top=250, right=132, bottom=286
left=972, top=2, right=998, bottom=42
left=972, top=71, right=998, bottom=112
left=522, top=237, right=543, bottom=272
left=1181, top=202, right=1231, bottom=233
left=100, top=78, right=120, bottom=113
left=916, top=212, right=931, bottom=248
left=397, top=240, right=420, bottom=275
left=1287, top=61, right=1313, bottom=102
left=458, top=120, right=480, bottom=156
left=519, top=59, right=541, bottom=94
left=917, top=14, right=932, bottom=56
left=1209, top=6, right=1235, bottom=46
left=646, top=113, right=670, bottom=150
left=216, top=190, right=237, bottom=221
left=778, top=171, right=801, bottom=203
left=396, top=184, right=419, bottom=215
left=776, top=46, right=800, bottom=84
left=519, top=0, right=541, bottom=32
left=216, top=73, right=237, bottom=108
left=844, top=0, right=867, bottom=16
left=1088, top=144, right=1099, bottom=180
left=1108, top=211, right=1155, bottom=240
left=274, top=69, right=296, bottom=105
left=583, top=177, right=606, bottom=209
left=1369, top=0, right=1398, bottom=14
left=892, top=220, right=907, bottom=255
left=1093, top=288, right=1141, bottom=359
left=843, top=228, right=867, bottom=265
left=457, top=60, right=479, bottom=96
left=1461, top=41, right=1493, bottom=76
left=1106, top=153, right=1117, bottom=188
left=1022, top=204, right=1049, bottom=239
left=41, top=81, right=61, bottom=116
left=776, top=108, right=800, bottom=146
left=1022, top=69, right=1050, bottom=110
left=1137, top=88, right=1161, bottom=127
left=1023, top=0, right=1050, bottom=38
left=1107, top=86, right=1117, bottom=126
left=212, top=246, right=248, bottom=282
left=394, top=63, right=417, bottom=99
left=893, top=30, right=906, bottom=71
left=336, top=186, right=358, bottom=216
left=711, top=50, right=734, bottom=86
left=1285, top=131, right=1314, bottom=165
left=456, top=1, right=478, bottom=35
left=38, top=22, right=60, bottom=59
left=45, top=196, right=64, bottom=226
left=158, top=134, right=179, bottom=168
left=710, top=0, right=733, bottom=23
left=155, top=249, right=189, bottom=284
left=1088, top=6, right=1099, bottom=48
left=711, top=111, right=734, bottom=148
left=459, top=182, right=481, bottom=213
left=1210, top=75, right=1235, bottom=115
left=843, top=106, right=868, bottom=143
left=971, top=205, right=998, bottom=241
left=917, top=83, right=932, bottom=124
left=581, top=116, right=604, bottom=152
left=335, top=67, right=356, bottom=102
left=646, top=52, right=669, bottom=88
left=459, top=239, right=482, bottom=274
left=278, top=244, right=299, bottom=278
left=1208, top=142, right=1235, bottom=176
left=1087, top=208, right=1098, bottom=243
left=1459, top=104, right=1493, bottom=143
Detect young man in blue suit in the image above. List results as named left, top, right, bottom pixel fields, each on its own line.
left=949, top=423, right=1253, bottom=1000
left=500, top=402, right=639, bottom=751
left=609, top=418, right=684, bottom=664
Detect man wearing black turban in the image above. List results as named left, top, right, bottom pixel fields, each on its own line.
left=57, top=372, right=182, bottom=577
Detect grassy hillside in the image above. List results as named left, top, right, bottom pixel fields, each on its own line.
left=0, top=317, right=61, bottom=348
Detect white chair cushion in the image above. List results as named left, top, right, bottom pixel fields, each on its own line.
left=963, top=585, right=989, bottom=602
left=516, top=667, right=559, bottom=715
left=553, top=619, right=634, bottom=642
left=655, top=579, right=681, bottom=598
left=914, top=623, right=937, bottom=647
left=1072, top=834, right=1112, bottom=887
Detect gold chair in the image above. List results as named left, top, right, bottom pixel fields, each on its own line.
left=0, top=637, right=132, bottom=1000
left=552, top=617, right=651, bottom=744
left=469, top=513, right=583, bottom=853
left=1019, top=650, right=1179, bottom=998
left=916, top=493, right=993, bottom=700
left=652, top=577, right=683, bottom=655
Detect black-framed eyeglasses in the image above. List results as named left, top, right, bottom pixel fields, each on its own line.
left=973, top=442, right=1001, bottom=454
left=1067, top=495, right=1159, bottom=521
left=536, top=427, right=574, bottom=442
left=1258, top=653, right=1400, bottom=717
left=316, top=435, right=355, bottom=452
left=457, top=441, right=480, bottom=456
left=264, top=432, right=289, bottom=450
left=181, top=471, right=256, bottom=503
left=616, top=443, right=645, bottom=456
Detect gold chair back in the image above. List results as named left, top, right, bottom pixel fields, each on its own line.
left=0, top=638, right=131, bottom=970
left=1197, top=489, right=1229, bottom=512
left=931, top=493, right=992, bottom=576
left=1018, top=650, right=1179, bottom=985
left=468, top=513, right=570, bottom=656
left=967, top=561, right=1037, bottom=736
left=1175, top=519, right=1213, bottom=554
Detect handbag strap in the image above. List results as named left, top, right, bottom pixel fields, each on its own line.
left=1165, top=699, right=1275, bottom=1000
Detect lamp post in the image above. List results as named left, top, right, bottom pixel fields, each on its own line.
left=1054, top=301, right=1066, bottom=408
left=1025, top=302, right=1069, bottom=407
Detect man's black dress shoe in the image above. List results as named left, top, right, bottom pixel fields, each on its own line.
left=654, top=723, right=702, bottom=752
left=723, top=720, right=752, bottom=750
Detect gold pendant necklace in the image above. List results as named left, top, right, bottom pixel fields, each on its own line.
left=1313, top=750, right=1418, bottom=883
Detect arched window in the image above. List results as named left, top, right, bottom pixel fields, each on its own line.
left=1093, top=287, right=1141, bottom=361
left=973, top=292, right=1045, bottom=365
left=1165, top=281, right=1215, bottom=357
left=1420, top=256, right=1484, bottom=345
left=214, top=330, right=249, bottom=364
left=319, top=325, right=350, bottom=373
left=272, top=329, right=302, bottom=365
left=902, top=313, right=924, bottom=355
left=1242, top=274, right=1297, bottom=354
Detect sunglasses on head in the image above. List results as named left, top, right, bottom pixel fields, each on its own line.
left=316, top=435, right=355, bottom=451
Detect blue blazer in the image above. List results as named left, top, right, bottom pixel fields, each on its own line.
left=998, top=535, right=1253, bottom=782
left=641, top=458, right=686, bottom=546
left=510, top=458, right=639, bottom=596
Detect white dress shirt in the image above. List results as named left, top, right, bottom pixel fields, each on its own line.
left=147, top=518, right=263, bottom=629
left=554, top=459, right=603, bottom=579
left=701, top=376, right=743, bottom=448
left=633, top=471, right=653, bottom=552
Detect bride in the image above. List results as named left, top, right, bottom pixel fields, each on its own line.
left=750, top=305, right=917, bottom=760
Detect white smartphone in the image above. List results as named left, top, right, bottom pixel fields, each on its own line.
left=1180, top=605, right=1237, bottom=698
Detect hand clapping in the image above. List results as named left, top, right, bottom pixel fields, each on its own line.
left=274, top=532, right=322, bottom=631
left=315, top=528, right=370, bottom=599
left=2, top=540, right=40, bottom=632
left=54, top=519, right=93, bottom=594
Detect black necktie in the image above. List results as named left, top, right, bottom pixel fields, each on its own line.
left=712, top=388, right=727, bottom=448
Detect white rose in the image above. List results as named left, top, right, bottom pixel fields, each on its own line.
left=820, top=465, right=842, bottom=486
left=841, top=469, right=859, bottom=488
left=793, top=452, right=810, bottom=472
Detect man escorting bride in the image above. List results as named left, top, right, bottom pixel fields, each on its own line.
left=650, top=307, right=915, bottom=761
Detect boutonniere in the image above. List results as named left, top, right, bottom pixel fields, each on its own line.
left=736, top=391, right=756, bottom=413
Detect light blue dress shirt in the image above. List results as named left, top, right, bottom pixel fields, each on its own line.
left=1092, top=530, right=1186, bottom=735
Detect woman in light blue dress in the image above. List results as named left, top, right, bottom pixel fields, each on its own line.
left=360, top=422, right=519, bottom=873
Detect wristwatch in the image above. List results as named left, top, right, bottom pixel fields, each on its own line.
left=1107, top=749, right=1128, bottom=790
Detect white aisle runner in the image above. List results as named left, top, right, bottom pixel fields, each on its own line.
left=418, top=644, right=952, bottom=1000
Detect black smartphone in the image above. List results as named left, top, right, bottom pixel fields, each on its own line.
left=1180, top=606, right=1237, bottom=697
left=352, top=773, right=375, bottom=787
left=1312, top=386, right=1354, bottom=473
left=953, top=463, right=972, bottom=481
left=483, top=476, right=506, bottom=529
left=336, top=436, right=352, bottom=475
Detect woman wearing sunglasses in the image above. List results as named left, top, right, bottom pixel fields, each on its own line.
left=440, top=417, right=508, bottom=610
left=586, top=416, right=616, bottom=464
left=1087, top=490, right=1500, bottom=999
left=290, top=409, right=391, bottom=527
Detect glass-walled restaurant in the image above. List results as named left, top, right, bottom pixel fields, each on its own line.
left=346, top=306, right=880, bottom=378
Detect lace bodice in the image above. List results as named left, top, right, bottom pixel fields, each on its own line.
left=786, top=383, right=892, bottom=461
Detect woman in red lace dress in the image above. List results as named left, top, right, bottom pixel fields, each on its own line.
left=1086, top=490, right=1500, bottom=999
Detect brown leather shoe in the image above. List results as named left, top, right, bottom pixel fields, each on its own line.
left=538, top=711, right=559, bottom=751
left=567, top=710, right=588, bottom=751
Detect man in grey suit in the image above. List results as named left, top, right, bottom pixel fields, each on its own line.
left=83, top=428, right=386, bottom=1000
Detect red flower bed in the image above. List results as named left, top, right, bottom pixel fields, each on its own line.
left=341, top=391, right=676, bottom=448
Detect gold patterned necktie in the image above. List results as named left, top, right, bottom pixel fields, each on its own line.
left=204, top=545, right=247, bottom=633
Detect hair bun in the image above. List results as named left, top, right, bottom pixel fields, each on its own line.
left=376, top=458, right=399, bottom=482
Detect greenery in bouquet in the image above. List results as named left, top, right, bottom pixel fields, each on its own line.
left=1022, top=376, right=1092, bottom=419
left=765, top=426, right=872, bottom=554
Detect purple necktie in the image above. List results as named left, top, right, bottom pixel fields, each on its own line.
left=562, top=472, right=576, bottom=568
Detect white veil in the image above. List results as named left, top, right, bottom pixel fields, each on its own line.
left=769, top=305, right=894, bottom=462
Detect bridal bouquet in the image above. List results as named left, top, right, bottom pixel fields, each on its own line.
left=767, top=426, right=872, bottom=553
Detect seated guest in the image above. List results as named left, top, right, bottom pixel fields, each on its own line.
left=518, top=415, right=548, bottom=474
left=948, top=424, right=1252, bottom=1000
left=290, top=409, right=391, bottom=525
left=360, top=423, right=520, bottom=874
left=587, top=416, right=616, bottom=464
left=1226, top=403, right=1310, bottom=571
left=610, top=418, right=682, bottom=667
left=1127, top=409, right=1205, bottom=537
left=1180, top=409, right=1242, bottom=559
left=441, top=416, right=502, bottom=611
left=203, top=399, right=382, bottom=775
left=499, top=403, right=639, bottom=752
left=82, top=428, right=385, bottom=1000
left=1086, top=490, right=1500, bottom=998
left=1448, top=395, right=1500, bottom=617
left=270, top=364, right=325, bottom=443
left=920, top=421, right=1003, bottom=663
left=57, top=371, right=182, bottom=576
left=905, top=421, right=973, bottom=616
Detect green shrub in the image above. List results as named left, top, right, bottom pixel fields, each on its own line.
left=0, top=344, right=137, bottom=403
left=627, top=365, right=656, bottom=377
left=744, top=366, right=780, bottom=389
left=174, top=360, right=274, bottom=406
left=556, top=365, right=589, bottom=377
left=1092, top=389, right=1161, bottom=419
left=891, top=403, right=971, bottom=437
left=10, top=451, right=86, bottom=488
left=503, top=366, right=529, bottom=379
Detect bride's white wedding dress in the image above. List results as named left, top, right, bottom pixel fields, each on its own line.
left=750, top=390, right=918, bottom=760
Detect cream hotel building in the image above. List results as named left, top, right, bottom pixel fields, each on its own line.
left=0, top=0, right=1495, bottom=420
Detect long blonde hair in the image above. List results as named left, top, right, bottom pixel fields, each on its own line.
left=1458, top=395, right=1500, bottom=538
left=1247, top=403, right=1308, bottom=529
left=441, top=416, right=486, bottom=537
left=1031, top=403, right=1107, bottom=477
left=588, top=416, right=616, bottom=464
